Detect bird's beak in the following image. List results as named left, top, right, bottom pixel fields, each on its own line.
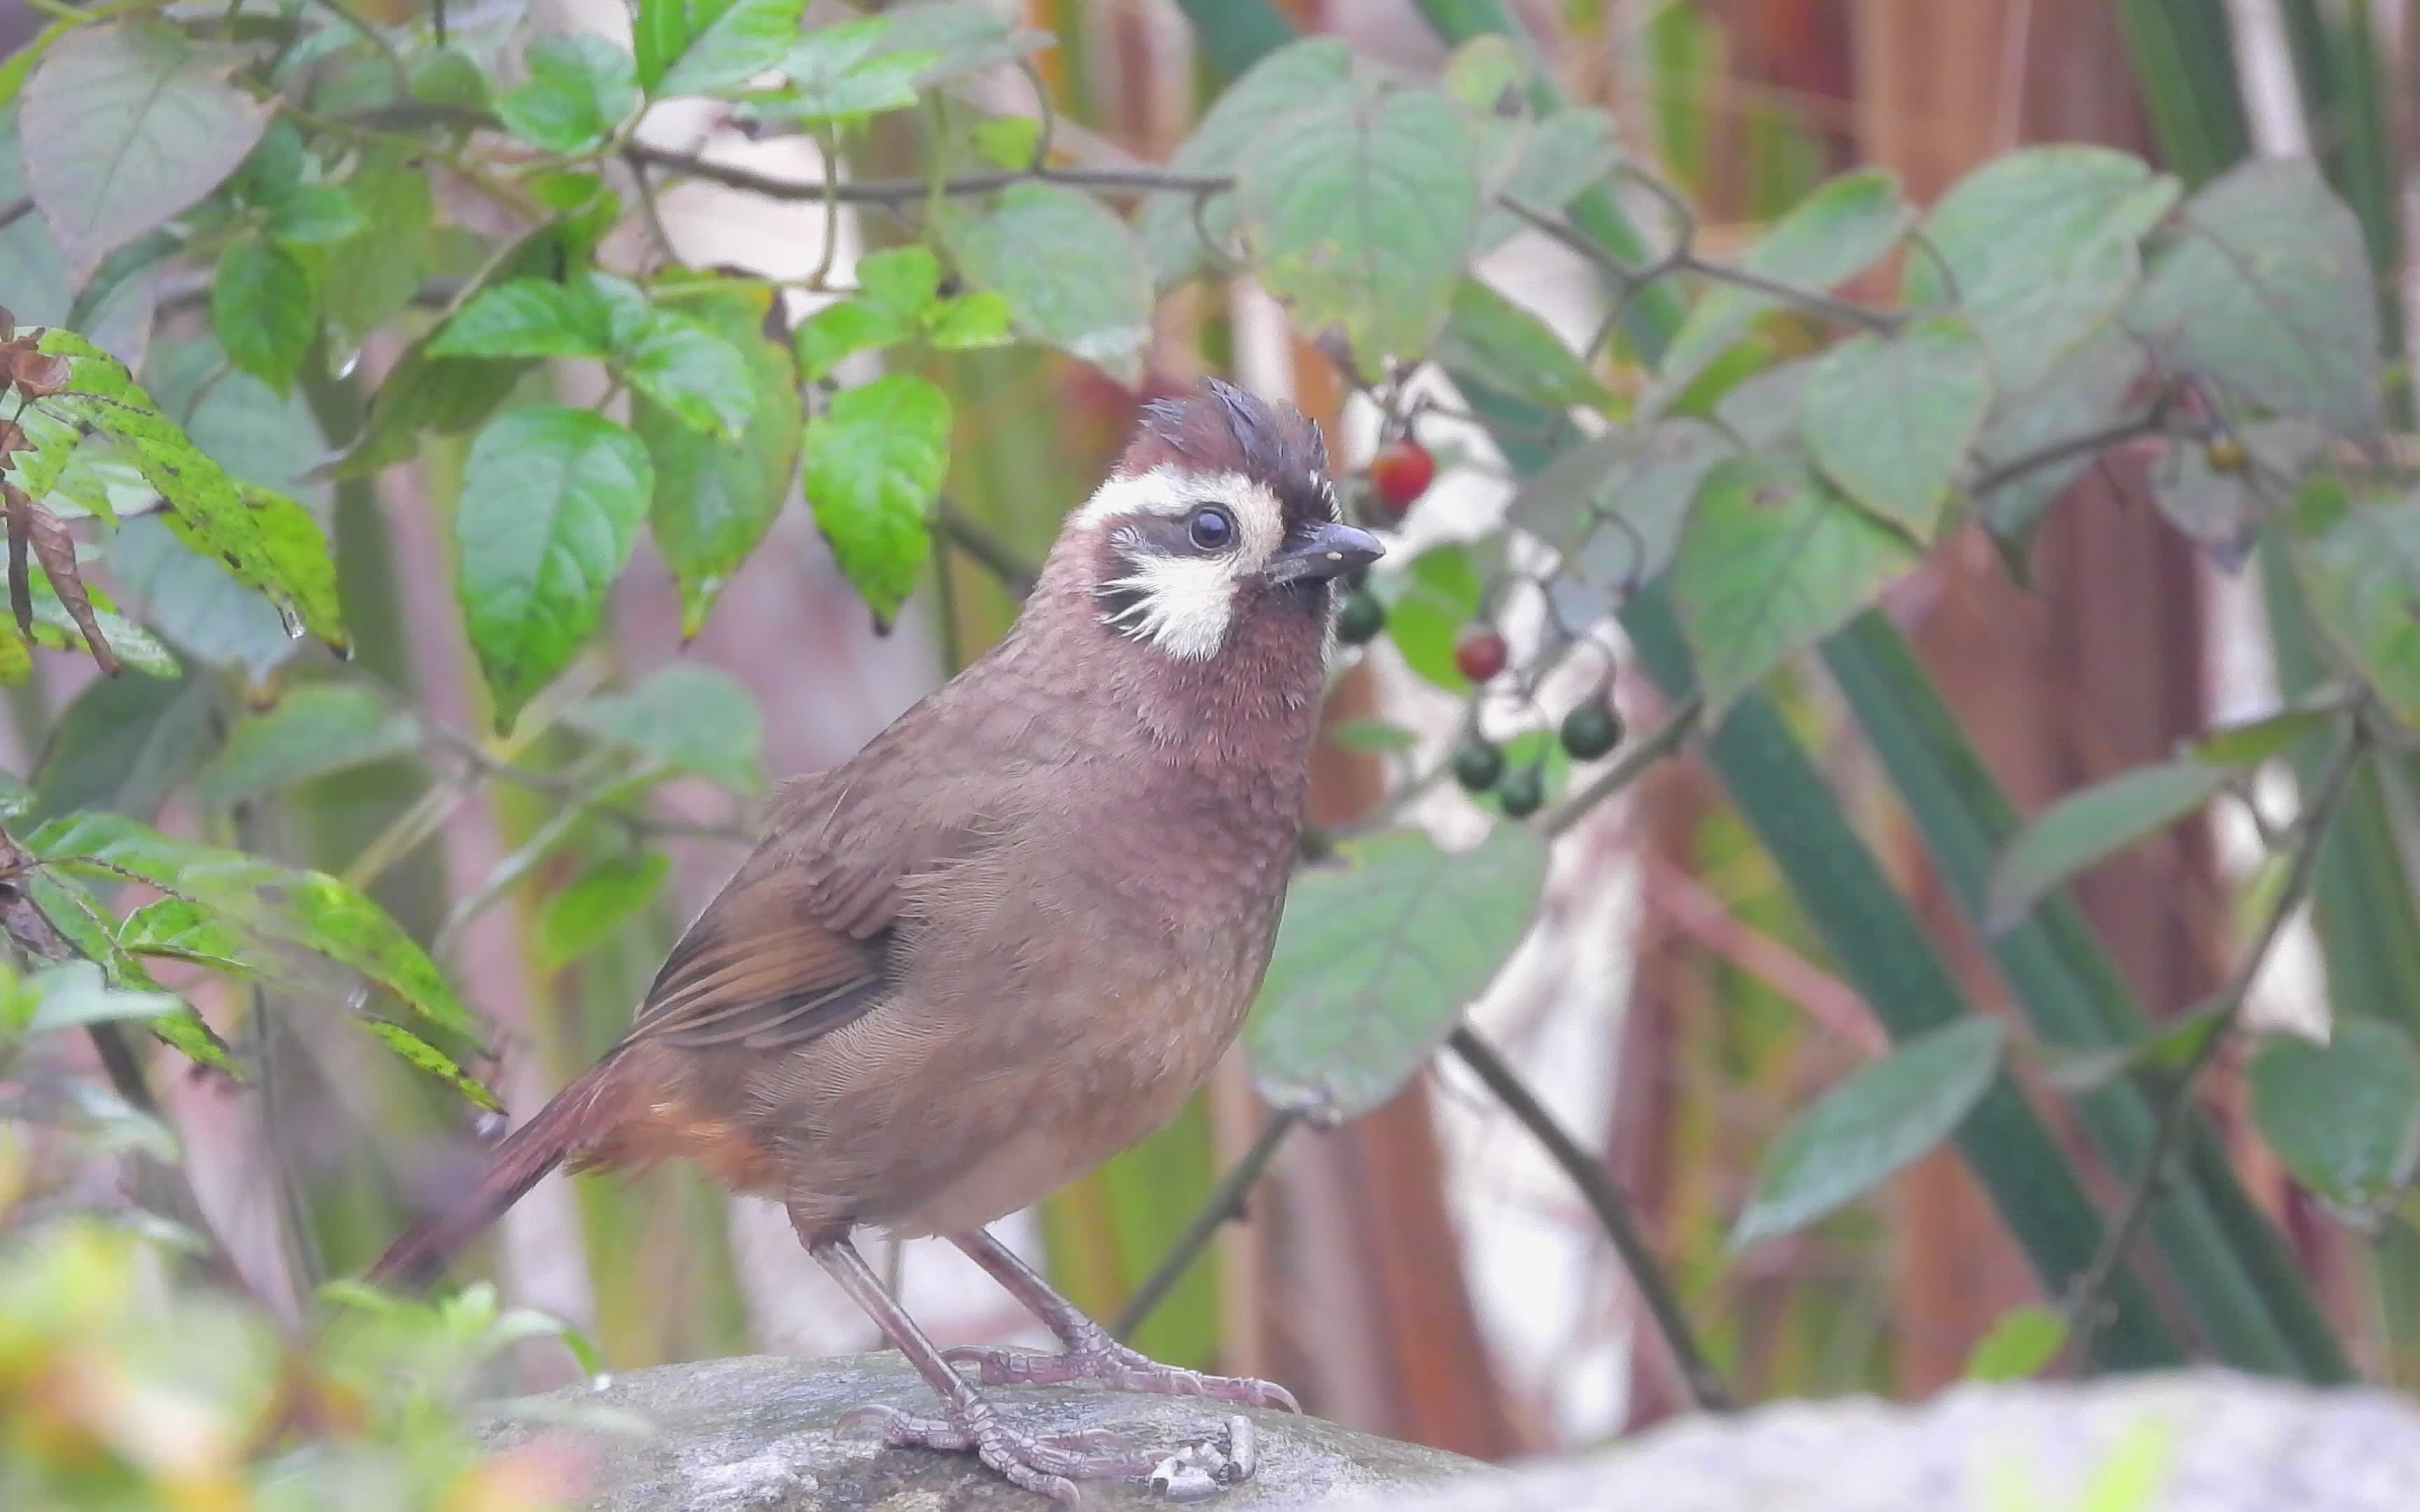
left=1265, top=521, right=1386, bottom=587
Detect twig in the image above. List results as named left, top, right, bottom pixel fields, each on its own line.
left=623, top=143, right=1229, bottom=206
left=0, top=197, right=32, bottom=234
left=934, top=498, right=1040, bottom=596
left=1541, top=692, right=1704, bottom=840
left=1969, top=412, right=2171, bottom=498
left=2060, top=723, right=2365, bottom=1364
left=1447, top=1025, right=1735, bottom=1413
left=1111, top=1109, right=1302, bottom=1340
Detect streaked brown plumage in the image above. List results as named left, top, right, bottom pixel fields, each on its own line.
left=369, top=379, right=1381, bottom=1502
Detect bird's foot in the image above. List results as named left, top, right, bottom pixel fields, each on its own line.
left=843, top=1402, right=1258, bottom=1502
left=943, top=1338, right=1301, bottom=1414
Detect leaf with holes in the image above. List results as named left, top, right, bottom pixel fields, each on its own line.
left=1732, top=1017, right=2005, bottom=1248
left=1669, top=456, right=1918, bottom=714
left=636, top=283, right=800, bottom=638
left=2288, top=478, right=2420, bottom=730
left=802, top=374, right=948, bottom=627
left=1235, top=85, right=1481, bottom=376
left=939, top=183, right=1152, bottom=382
left=2250, top=1020, right=2420, bottom=1220
left=194, top=684, right=421, bottom=803
left=566, top=662, right=764, bottom=793
left=496, top=34, right=637, bottom=153
left=1137, top=38, right=1353, bottom=290
left=2128, top=158, right=2380, bottom=436
left=637, top=0, right=807, bottom=98
left=1247, top=825, right=1547, bottom=1120
left=1659, top=169, right=1910, bottom=396
left=1987, top=761, right=2241, bottom=932
left=1801, top=316, right=1993, bottom=539
left=1903, top=146, right=2176, bottom=391
left=19, top=20, right=271, bottom=277
left=538, top=851, right=671, bottom=969
left=454, top=407, right=653, bottom=731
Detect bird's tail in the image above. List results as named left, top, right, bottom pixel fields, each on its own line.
left=366, top=1058, right=625, bottom=1289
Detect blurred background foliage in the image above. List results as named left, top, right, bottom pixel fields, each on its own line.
left=6, top=0, right=2420, bottom=1506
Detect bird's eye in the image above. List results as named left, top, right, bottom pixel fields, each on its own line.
left=1186, top=505, right=1236, bottom=551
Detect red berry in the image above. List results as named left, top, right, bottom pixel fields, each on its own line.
left=1367, top=438, right=1435, bottom=515
left=1454, top=624, right=1509, bottom=682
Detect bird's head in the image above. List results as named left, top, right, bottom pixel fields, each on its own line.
left=1063, top=379, right=1384, bottom=664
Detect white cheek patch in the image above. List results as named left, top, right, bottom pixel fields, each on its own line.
left=1099, top=549, right=1237, bottom=662
left=1080, top=465, right=1290, bottom=661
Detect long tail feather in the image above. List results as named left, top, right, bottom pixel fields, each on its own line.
left=366, top=1060, right=623, bottom=1289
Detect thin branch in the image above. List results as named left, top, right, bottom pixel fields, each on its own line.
left=623, top=142, right=1229, bottom=206
left=1112, top=1109, right=1302, bottom=1340
left=1541, top=692, right=1704, bottom=840
left=1447, top=1025, right=1735, bottom=1413
left=2061, top=724, right=2365, bottom=1366
left=0, top=196, right=32, bottom=234
left=934, top=498, right=1040, bottom=596
left=1968, top=412, right=2173, bottom=498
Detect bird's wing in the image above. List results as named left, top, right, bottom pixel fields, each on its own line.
left=621, top=855, right=891, bottom=1051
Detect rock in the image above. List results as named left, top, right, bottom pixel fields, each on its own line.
left=478, top=1352, right=1482, bottom=1510
left=1337, top=1371, right=2420, bottom=1512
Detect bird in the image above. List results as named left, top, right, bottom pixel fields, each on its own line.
left=368, top=378, right=1384, bottom=1502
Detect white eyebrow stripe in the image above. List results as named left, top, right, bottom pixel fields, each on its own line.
left=1074, top=465, right=1285, bottom=566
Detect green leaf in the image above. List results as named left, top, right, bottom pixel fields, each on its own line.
left=565, top=662, right=764, bottom=794
left=1433, top=279, right=1611, bottom=411
left=358, top=1021, right=500, bottom=1111
left=1658, top=169, right=1910, bottom=394
left=621, top=311, right=755, bottom=438
left=1440, top=33, right=1526, bottom=113
left=1235, top=85, right=1482, bottom=376
left=496, top=34, right=638, bottom=153
left=792, top=299, right=912, bottom=382
left=1964, top=1306, right=2069, bottom=1382
left=2188, top=703, right=2344, bottom=769
left=536, top=851, right=671, bottom=969
left=635, top=284, right=802, bottom=638
left=18, top=20, right=272, bottom=277
left=924, top=290, right=1012, bottom=351
left=1969, top=332, right=2150, bottom=559
left=427, top=279, right=616, bottom=360
left=2249, top=1020, right=2420, bottom=1219
left=1800, top=316, right=1994, bottom=539
left=22, top=960, right=181, bottom=1037
left=2287, top=478, right=2420, bottom=730
left=410, top=48, right=492, bottom=113
left=194, top=685, right=422, bottom=803
left=756, top=18, right=930, bottom=127
left=637, top=0, right=808, bottom=98
left=210, top=239, right=314, bottom=395
left=1510, top=419, right=1727, bottom=606
left=872, top=1, right=1048, bottom=86
left=1732, top=1017, right=2006, bottom=1248
left=18, top=558, right=178, bottom=678
left=266, top=185, right=367, bottom=247
left=1246, top=825, right=1547, bottom=1120
left=970, top=115, right=1039, bottom=169
left=1902, top=146, right=2176, bottom=392
left=1667, top=456, right=1918, bottom=714
left=857, top=245, right=942, bottom=316
left=33, top=331, right=346, bottom=652
left=2127, top=158, right=2381, bottom=436
left=1382, top=542, right=1484, bottom=692
left=938, top=182, right=1153, bottom=382
left=118, top=897, right=264, bottom=978
left=107, top=517, right=298, bottom=684
left=1138, top=37, right=1353, bottom=290
left=801, top=373, right=948, bottom=626
left=1473, top=106, right=1622, bottom=253
left=1987, top=761, right=2240, bottom=932
left=307, top=150, right=433, bottom=346
left=1326, top=718, right=1419, bottom=756
left=30, top=672, right=217, bottom=824
left=454, top=407, right=654, bottom=730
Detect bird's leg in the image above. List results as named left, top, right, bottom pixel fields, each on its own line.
left=941, top=1227, right=1302, bottom=1414
left=801, top=1220, right=1176, bottom=1503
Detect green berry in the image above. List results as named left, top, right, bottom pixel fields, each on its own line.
left=1497, top=764, right=1545, bottom=819
left=1452, top=739, right=1505, bottom=792
left=1559, top=698, right=1625, bottom=760
left=1336, top=591, right=1386, bottom=645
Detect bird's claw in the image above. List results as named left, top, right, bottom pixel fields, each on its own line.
left=942, top=1340, right=1302, bottom=1414
left=842, top=1401, right=1260, bottom=1502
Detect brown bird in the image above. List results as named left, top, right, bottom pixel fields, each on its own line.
left=370, top=379, right=1383, bottom=1501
